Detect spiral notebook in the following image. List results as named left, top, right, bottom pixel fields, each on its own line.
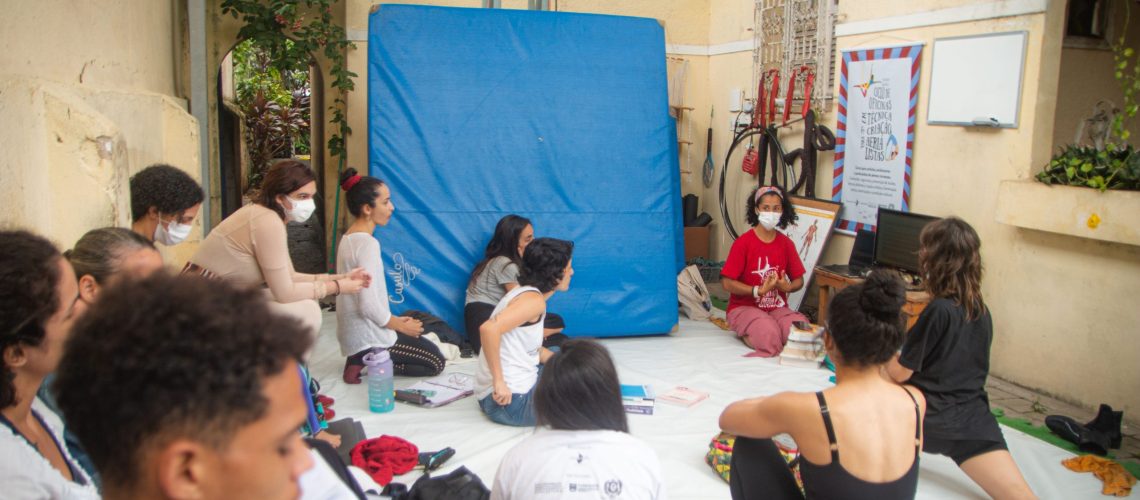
left=394, top=373, right=475, bottom=408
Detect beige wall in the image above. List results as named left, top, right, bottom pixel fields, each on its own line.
left=339, top=0, right=1138, bottom=414
left=0, top=0, right=203, bottom=267
left=829, top=1, right=1140, bottom=415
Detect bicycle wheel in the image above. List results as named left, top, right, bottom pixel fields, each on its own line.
left=719, top=127, right=791, bottom=240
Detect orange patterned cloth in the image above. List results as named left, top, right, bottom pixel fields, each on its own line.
left=709, top=317, right=730, bottom=331
left=1062, top=455, right=1136, bottom=497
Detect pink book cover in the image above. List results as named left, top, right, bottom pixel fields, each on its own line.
left=657, top=386, right=709, bottom=407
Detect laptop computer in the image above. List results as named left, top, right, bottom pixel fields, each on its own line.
left=821, top=229, right=874, bottom=278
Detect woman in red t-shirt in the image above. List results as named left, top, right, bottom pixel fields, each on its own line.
left=720, top=186, right=808, bottom=356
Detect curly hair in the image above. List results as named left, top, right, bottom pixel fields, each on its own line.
left=745, top=185, right=797, bottom=229
left=534, top=339, right=628, bottom=433
left=517, top=238, right=573, bottom=294
left=129, top=164, right=204, bottom=222
left=919, top=217, right=985, bottom=321
left=258, top=160, right=316, bottom=220
left=469, top=215, right=532, bottom=288
left=0, top=230, right=62, bottom=408
left=54, top=273, right=312, bottom=489
left=826, top=269, right=907, bottom=367
left=339, top=167, right=386, bottom=218
left=64, top=227, right=156, bottom=285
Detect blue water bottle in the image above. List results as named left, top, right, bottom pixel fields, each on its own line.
left=363, top=350, right=395, bottom=413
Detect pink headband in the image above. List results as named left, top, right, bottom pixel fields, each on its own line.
left=754, top=186, right=782, bottom=202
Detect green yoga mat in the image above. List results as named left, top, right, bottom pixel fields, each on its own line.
left=710, top=295, right=728, bottom=311
left=991, top=408, right=1139, bottom=479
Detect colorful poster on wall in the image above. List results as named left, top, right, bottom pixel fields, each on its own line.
left=833, top=43, right=923, bottom=234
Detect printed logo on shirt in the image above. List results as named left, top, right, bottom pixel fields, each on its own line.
left=750, top=256, right=786, bottom=309
left=535, top=482, right=560, bottom=494
left=569, top=483, right=599, bottom=493
left=604, top=479, right=623, bottom=496
left=387, top=253, right=420, bottom=304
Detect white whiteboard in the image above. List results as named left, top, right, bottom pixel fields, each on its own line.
left=927, top=31, right=1027, bottom=128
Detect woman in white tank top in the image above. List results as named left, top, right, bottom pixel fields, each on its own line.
left=475, top=238, right=575, bottom=427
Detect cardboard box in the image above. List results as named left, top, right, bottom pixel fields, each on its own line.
left=684, top=226, right=710, bottom=260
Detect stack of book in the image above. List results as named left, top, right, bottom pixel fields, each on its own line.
left=780, top=323, right=826, bottom=368
left=620, top=384, right=655, bottom=415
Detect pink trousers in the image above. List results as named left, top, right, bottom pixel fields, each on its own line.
left=727, top=306, right=807, bottom=357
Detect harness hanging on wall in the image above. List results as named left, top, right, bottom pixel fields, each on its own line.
left=778, top=67, right=835, bottom=197
left=719, top=66, right=837, bottom=238
left=742, top=69, right=780, bottom=177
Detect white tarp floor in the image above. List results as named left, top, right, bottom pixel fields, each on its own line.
left=307, top=311, right=1127, bottom=499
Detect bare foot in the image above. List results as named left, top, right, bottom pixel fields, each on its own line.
left=314, top=431, right=342, bottom=449
left=740, top=335, right=754, bottom=349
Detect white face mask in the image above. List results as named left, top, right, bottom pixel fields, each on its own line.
left=286, top=197, right=317, bottom=223
left=154, top=218, right=192, bottom=245
left=757, top=211, right=781, bottom=230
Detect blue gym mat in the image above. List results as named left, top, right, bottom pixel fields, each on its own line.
left=367, top=5, right=682, bottom=337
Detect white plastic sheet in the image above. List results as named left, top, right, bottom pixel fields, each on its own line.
left=307, top=312, right=1122, bottom=499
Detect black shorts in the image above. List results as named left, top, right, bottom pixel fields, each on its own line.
left=922, top=436, right=1008, bottom=465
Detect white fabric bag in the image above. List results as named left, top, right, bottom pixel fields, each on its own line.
left=677, top=265, right=713, bottom=320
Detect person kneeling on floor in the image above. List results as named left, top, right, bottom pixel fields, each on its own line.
left=335, top=167, right=447, bottom=383
left=54, top=273, right=316, bottom=500
left=720, top=185, right=808, bottom=357
left=886, top=217, right=1037, bottom=500
left=475, top=238, right=574, bottom=427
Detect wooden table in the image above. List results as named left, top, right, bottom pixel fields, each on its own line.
left=814, top=267, right=931, bottom=330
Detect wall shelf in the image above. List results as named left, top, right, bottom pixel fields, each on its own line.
left=995, top=180, right=1140, bottom=247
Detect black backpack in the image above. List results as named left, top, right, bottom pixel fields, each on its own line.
left=408, top=466, right=490, bottom=500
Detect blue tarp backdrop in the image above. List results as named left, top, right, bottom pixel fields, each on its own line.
left=367, top=5, right=682, bottom=337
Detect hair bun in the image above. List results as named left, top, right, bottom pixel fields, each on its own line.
left=338, top=167, right=359, bottom=190
left=859, top=270, right=906, bottom=321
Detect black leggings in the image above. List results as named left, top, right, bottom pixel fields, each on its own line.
left=729, top=437, right=803, bottom=500
left=349, top=333, right=445, bottom=377
left=464, top=302, right=565, bottom=354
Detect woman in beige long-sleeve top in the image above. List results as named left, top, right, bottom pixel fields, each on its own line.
left=186, top=160, right=370, bottom=337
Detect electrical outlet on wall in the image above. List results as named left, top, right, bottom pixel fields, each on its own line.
left=728, top=88, right=743, bottom=113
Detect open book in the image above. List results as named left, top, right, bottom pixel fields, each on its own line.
left=394, top=373, right=475, bottom=408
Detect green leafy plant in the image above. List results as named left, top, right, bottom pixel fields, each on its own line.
left=222, top=0, right=355, bottom=167
left=1036, top=145, right=1140, bottom=190
left=232, top=40, right=311, bottom=192
left=1037, top=4, right=1140, bottom=191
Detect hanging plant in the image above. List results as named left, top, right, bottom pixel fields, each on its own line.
left=222, top=0, right=356, bottom=165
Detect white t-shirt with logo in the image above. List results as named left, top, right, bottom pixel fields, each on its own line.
left=492, top=429, right=666, bottom=500
left=475, top=286, right=545, bottom=399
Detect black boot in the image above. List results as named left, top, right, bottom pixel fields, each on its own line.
left=1085, top=404, right=1123, bottom=449
left=1046, top=415, right=1112, bottom=456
